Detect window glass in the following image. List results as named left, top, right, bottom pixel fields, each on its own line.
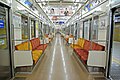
left=31, top=20, right=35, bottom=38
left=21, top=16, right=28, bottom=39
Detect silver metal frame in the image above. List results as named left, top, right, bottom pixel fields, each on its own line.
left=12, top=5, right=47, bottom=74
left=0, top=2, right=14, bottom=79
left=106, top=3, right=120, bottom=79
left=5, top=6, right=13, bottom=79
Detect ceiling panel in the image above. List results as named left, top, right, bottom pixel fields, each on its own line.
left=36, top=0, right=87, bottom=26
left=47, top=0, right=60, bottom=1
left=63, top=0, right=74, bottom=2
left=36, top=0, right=60, bottom=2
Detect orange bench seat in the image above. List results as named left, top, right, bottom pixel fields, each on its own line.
left=15, top=38, right=47, bottom=64
left=73, top=38, right=105, bottom=64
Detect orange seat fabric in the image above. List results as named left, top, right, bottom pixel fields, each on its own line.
left=15, top=38, right=48, bottom=64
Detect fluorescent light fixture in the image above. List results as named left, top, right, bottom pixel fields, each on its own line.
left=74, top=3, right=77, bottom=5
left=106, top=1, right=115, bottom=7
left=42, top=2, right=46, bottom=5
left=41, top=0, right=46, bottom=1
left=17, top=5, right=26, bottom=10
left=7, top=0, right=12, bottom=4
left=34, top=10, right=39, bottom=14
left=95, top=7, right=101, bottom=11
left=75, top=0, right=79, bottom=2
left=63, top=0, right=73, bottom=1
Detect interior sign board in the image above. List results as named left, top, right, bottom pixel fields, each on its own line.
left=0, top=20, right=4, bottom=28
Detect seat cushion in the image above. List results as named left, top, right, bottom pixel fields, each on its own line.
left=74, top=48, right=88, bottom=64
left=30, top=38, right=40, bottom=50
left=32, top=53, right=39, bottom=63
left=81, top=55, right=88, bottom=64
left=36, top=45, right=44, bottom=51
left=32, top=50, right=43, bottom=63
left=74, top=48, right=81, bottom=53
left=41, top=44, right=47, bottom=49
left=32, top=50, right=43, bottom=56
left=74, top=49, right=88, bottom=57
left=36, top=44, right=47, bottom=51
left=81, top=54, right=88, bottom=61
left=74, top=48, right=80, bottom=53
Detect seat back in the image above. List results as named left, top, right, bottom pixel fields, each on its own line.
left=30, top=38, right=40, bottom=50
left=83, top=40, right=91, bottom=51
left=78, top=38, right=85, bottom=49
left=95, top=43, right=105, bottom=51
left=15, top=41, right=32, bottom=50
left=91, top=42, right=105, bottom=51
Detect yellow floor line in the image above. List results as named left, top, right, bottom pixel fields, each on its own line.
left=112, top=57, right=120, bottom=65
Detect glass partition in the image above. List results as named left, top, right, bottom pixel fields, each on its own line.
left=13, top=11, right=41, bottom=73
left=111, top=0, right=120, bottom=3
left=38, top=22, right=43, bottom=39
left=74, top=23, right=77, bottom=40
left=83, top=20, right=90, bottom=40
left=91, top=14, right=107, bottom=46
left=71, top=24, right=74, bottom=35
left=79, top=21, right=83, bottom=38
left=21, top=15, right=28, bottom=40
left=31, top=20, right=36, bottom=38
left=91, top=16, right=99, bottom=40
left=65, top=27, right=69, bottom=35
left=82, top=13, right=108, bottom=73
left=76, top=22, right=80, bottom=39
left=108, top=7, right=120, bottom=80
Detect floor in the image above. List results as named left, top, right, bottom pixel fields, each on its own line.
left=110, top=41, right=120, bottom=80
left=15, top=34, right=106, bottom=80
left=112, top=41, right=120, bottom=61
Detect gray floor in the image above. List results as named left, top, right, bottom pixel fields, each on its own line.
left=110, top=41, right=120, bottom=80
left=13, top=77, right=26, bottom=80
left=113, top=41, right=120, bottom=61
left=26, top=34, right=91, bottom=80
left=110, top=62, right=120, bottom=80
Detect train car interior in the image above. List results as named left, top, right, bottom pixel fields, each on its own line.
left=0, top=0, right=120, bottom=80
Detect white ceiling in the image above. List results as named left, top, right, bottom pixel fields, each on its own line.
left=36, top=0, right=87, bottom=25
left=36, top=0, right=85, bottom=3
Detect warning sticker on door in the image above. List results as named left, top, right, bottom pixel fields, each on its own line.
left=0, top=39, right=5, bottom=45
left=0, top=20, right=4, bottom=28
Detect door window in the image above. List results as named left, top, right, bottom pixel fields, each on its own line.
left=0, top=5, right=12, bottom=80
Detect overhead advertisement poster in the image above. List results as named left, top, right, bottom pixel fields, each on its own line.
left=82, top=0, right=102, bottom=15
